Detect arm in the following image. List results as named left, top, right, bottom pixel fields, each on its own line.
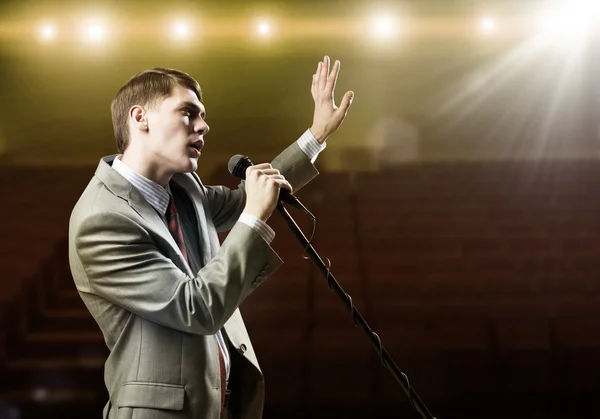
left=74, top=211, right=282, bottom=335
left=207, top=55, right=354, bottom=233
left=205, top=140, right=319, bottom=232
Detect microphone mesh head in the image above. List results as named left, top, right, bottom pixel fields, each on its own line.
left=227, top=154, right=253, bottom=179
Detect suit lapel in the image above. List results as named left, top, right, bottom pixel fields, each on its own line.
left=94, top=155, right=193, bottom=277
left=129, top=187, right=194, bottom=276
left=172, top=173, right=217, bottom=266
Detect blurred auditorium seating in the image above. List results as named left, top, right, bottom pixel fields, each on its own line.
left=3, top=160, right=600, bottom=418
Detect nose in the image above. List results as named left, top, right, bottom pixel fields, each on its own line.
left=194, top=118, right=210, bottom=135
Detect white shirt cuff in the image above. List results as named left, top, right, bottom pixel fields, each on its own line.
left=239, top=213, right=275, bottom=244
left=297, top=129, right=326, bottom=164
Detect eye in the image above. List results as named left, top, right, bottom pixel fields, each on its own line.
left=181, top=109, right=191, bottom=117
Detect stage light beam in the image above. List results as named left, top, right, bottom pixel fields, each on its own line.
left=534, top=0, right=600, bottom=41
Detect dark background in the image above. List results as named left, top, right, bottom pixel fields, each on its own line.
left=2, top=1, right=600, bottom=418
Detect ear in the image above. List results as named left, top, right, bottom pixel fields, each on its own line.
left=129, top=105, right=148, bottom=132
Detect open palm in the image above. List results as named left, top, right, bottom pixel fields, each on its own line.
left=310, top=56, right=354, bottom=144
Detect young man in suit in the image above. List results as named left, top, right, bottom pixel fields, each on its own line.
left=68, top=56, right=353, bottom=419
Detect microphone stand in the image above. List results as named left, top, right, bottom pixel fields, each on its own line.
left=275, top=201, right=436, bottom=419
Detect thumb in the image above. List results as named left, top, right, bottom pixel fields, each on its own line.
left=338, top=90, right=354, bottom=114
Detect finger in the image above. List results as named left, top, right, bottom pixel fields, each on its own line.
left=264, top=174, right=286, bottom=185
left=311, top=60, right=319, bottom=96
left=325, top=59, right=340, bottom=98
left=316, top=61, right=323, bottom=92
left=337, top=90, right=354, bottom=114
left=318, top=58, right=328, bottom=92
left=250, top=163, right=272, bottom=170
left=266, top=177, right=293, bottom=193
left=324, top=56, right=331, bottom=89
left=258, top=168, right=281, bottom=176
left=246, top=163, right=272, bottom=177
left=276, top=179, right=293, bottom=193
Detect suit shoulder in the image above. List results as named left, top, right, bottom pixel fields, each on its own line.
left=69, top=176, right=130, bottom=234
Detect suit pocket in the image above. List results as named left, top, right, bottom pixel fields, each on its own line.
left=117, top=381, right=185, bottom=411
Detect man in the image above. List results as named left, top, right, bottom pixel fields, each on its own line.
left=68, top=55, right=353, bottom=419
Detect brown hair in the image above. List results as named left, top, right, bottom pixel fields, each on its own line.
left=111, top=68, right=202, bottom=153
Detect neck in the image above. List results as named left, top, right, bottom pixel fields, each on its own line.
left=120, top=147, right=173, bottom=188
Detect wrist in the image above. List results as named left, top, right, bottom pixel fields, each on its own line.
left=309, top=126, right=327, bottom=144
left=242, top=207, right=270, bottom=223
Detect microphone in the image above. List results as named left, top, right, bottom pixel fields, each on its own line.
left=228, top=154, right=315, bottom=219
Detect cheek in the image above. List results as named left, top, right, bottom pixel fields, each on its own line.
left=152, top=122, right=184, bottom=145
left=164, top=121, right=189, bottom=140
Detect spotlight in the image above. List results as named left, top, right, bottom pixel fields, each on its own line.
left=255, top=20, right=272, bottom=37
left=479, top=17, right=497, bottom=35
left=85, top=22, right=106, bottom=43
left=534, top=0, right=600, bottom=40
left=171, top=21, right=190, bottom=39
left=370, top=14, right=399, bottom=40
left=38, top=24, right=57, bottom=42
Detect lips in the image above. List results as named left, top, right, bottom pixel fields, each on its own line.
left=189, top=139, right=204, bottom=151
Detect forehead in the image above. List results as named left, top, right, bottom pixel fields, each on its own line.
left=164, top=84, right=204, bottom=110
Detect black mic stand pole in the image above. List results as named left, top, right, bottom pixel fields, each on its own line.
left=275, top=201, right=436, bottom=419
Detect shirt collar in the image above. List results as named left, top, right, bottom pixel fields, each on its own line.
left=112, top=155, right=171, bottom=216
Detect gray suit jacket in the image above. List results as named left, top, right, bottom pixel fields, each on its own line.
left=68, top=142, right=319, bottom=419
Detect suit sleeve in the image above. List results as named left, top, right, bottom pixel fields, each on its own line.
left=73, top=211, right=282, bottom=335
left=206, top=141, right=320, bottom=232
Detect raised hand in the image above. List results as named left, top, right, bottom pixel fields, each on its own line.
left=310, top=55, right=355, bottom=144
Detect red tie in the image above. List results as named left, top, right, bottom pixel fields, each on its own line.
left=166, top=195, right=227, bottom=412
left=166, top=196, right=189, bottom=266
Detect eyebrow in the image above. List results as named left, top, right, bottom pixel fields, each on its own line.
left=180, top=101, right=206, bottom=118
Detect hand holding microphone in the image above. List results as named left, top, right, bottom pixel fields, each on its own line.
left=238, top=162, right=293, bottom=222
left=229, top=155, right=314, bottom=222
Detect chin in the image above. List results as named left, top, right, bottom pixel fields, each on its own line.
left=173, top=161, right=197, bottom=175
left=183, top=158, right=198, bottom=173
